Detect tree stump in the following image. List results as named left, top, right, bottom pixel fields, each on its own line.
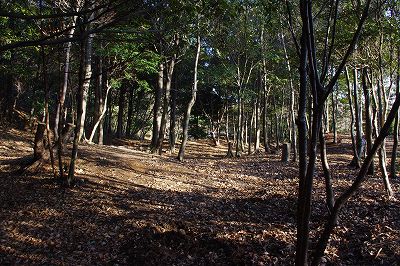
left=33, top=122, right=46, bottom=160
left=281, top=143, right=290, bottom=163
left=226, top=142, right=234, bottom=158
left=61, top=123, right=74, bottom=144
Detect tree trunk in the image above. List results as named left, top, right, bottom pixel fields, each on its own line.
left=263, top=84, right=270, bottom=153
left=331, top=91, right=337, bottom=143
left=235, top=94, right=242, bottom=157
left=362, top=68, right=374, bottom=175
left=345, top=67, right=359, bottom=166
left=88, top=81, right=111, bottom=143
left=312, top=91, right=400, bottom=266
left=151, top=63, right=164, bottom=149
left=78, top=30, right=94, bottom=142
left=351, top=68, right=363, bottom=167
left=169, top=79, right=177, bottom=153
left=377, top=79, right=393, bottom=197
left=390, top=47, right=400, bottom=178
left=281, top=143, right=290, bottom=162
left=255, top=92, right=261, bottom=152
left=319, top=122, right=334, bottom=212
left=54, top=16, right=78, bottom=140
left=126, top=85, right=135, bottom=138
left=158, top=58, right=175, bottom=155
left=178, top=37, right=201, bottom=161
left=116, top=86, right=126, bottom=139
left=67, top=37, right=85, bottom=186
left=295, top=21, right=309, bottom=266
left=42, top=47, right=56, bottom=179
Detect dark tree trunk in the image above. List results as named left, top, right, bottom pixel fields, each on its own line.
left=126, top=85, right=135, bottom=138
left=78, top=30, right=94, bottom=142
left=281, top=143, right=290, bottom=163
left=312, top=92, right=400, bottom=266
left=157, top=58, right=175, bottom=155
left=235, top=94, right=242, bottom=157
left=331, top=91, right=337, bottom=143
left=54, top=18, right=77, bottom=140
left=117, top=86, right=126, bottom=139
left=295, top=24, right=309, bottom=266
left=169, top=80, right=177, bottom=153
left=390, top=47, right=400, bottom=178
left=345, top=67, right=359, bottom=166
left=319, top=124, right=334, bottom=212
left=67, top=37, right=86, bottom=186
left=351, top=68, right=363, bottom=167
left=41, top=47, right=56, bottom=179
left=362, top=68, right=374, bottom=175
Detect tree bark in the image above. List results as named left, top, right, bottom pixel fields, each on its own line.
left=126, top=85, right=135, bottom=138
left=116, top=86, right=126, bottom=139
left=319, top=123, right=334, bottom=212
left=54, top=12, right=79, bottom=140
left=312, top=92, right=400, bottom=266
left=88, top=80, right=111, bottom=143
left=67, top=35, right=85, bottom=186
left=78, top=29, right=94, bottom=142
left=345, top=67, right=359, bottom=166
left=151, top=63, right=164, bottom=149
left=362, top=68, right=374, bottom=175
left=178, top=36, right=201, bottom=161
left=295, top=23, right=309, bottom=266
left=351, top=68, right=363, bottom=167
left=390, top=47, right=400, bottom=178
left=169, top=79, right=177, bottom=153
left=377, top=79, right=393, bottom=197
left=157, top=57, right=175, bottom=155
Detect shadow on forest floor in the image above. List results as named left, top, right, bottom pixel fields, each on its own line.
left=0, top=127, right=399, bottom=265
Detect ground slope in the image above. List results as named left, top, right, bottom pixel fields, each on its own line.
left=0, top=127, right=399, bottom=265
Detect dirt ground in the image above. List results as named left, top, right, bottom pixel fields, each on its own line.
left=0, top=126, right=399, bottom=265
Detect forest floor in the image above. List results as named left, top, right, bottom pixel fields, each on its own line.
left=0, top=126, right=399, bottom=265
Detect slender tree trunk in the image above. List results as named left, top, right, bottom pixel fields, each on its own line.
left=116, top=86, right=126, bottom=139
left=377, top=79, right=393, bottom=197
left=67, top=37, right=85, bottom=186
left=362, top=68, right=374, bottom=174
left=170, top=79, right=177, bottom=153
left=331, top=91, right=337, bottom=143
left=248, top=101, right=255, bottom=155
left=157, top=58, right=175, bottom=154
left=312, top=92, right=400, bottom=265
left=225, top=104, right=230, bottom=142
left=319, top=123, right=334, bottom=212
left=42, top=47, right=57, bottom=179
left=282, top=31, right=297, bottom=160
left=54, top=15, right=78, bottom=140
left=235, top=93, right=242, bottom=157
left=351, top=68, right=363, bottom=167
left=295, top=21, right=309, bottom=266
left=177, top=36, right=199, bottom=160
left=126, top=85, right=135, bottom=137
left=151, top=63, right=164, bottom=149
left=88, top=80, right=111, bottom=143
left=255, top=89, right=261, bottom=152
left=273, top=96, right=280, bottom=148
left=263, top=85, right=270, bottom=153
left=78, top=30, right=94, bottom=142
left=345, top=67, right=358, bottom=166
left=390, top=48, right=400, bottom=178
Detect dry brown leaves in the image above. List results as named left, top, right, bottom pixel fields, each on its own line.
left=0, top=128, right=399, bottom=265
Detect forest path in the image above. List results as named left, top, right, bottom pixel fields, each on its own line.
left=0, top=127, right=399, bottom=265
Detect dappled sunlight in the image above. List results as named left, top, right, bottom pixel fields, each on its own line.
left=0, top=128, right=399, bottom=264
